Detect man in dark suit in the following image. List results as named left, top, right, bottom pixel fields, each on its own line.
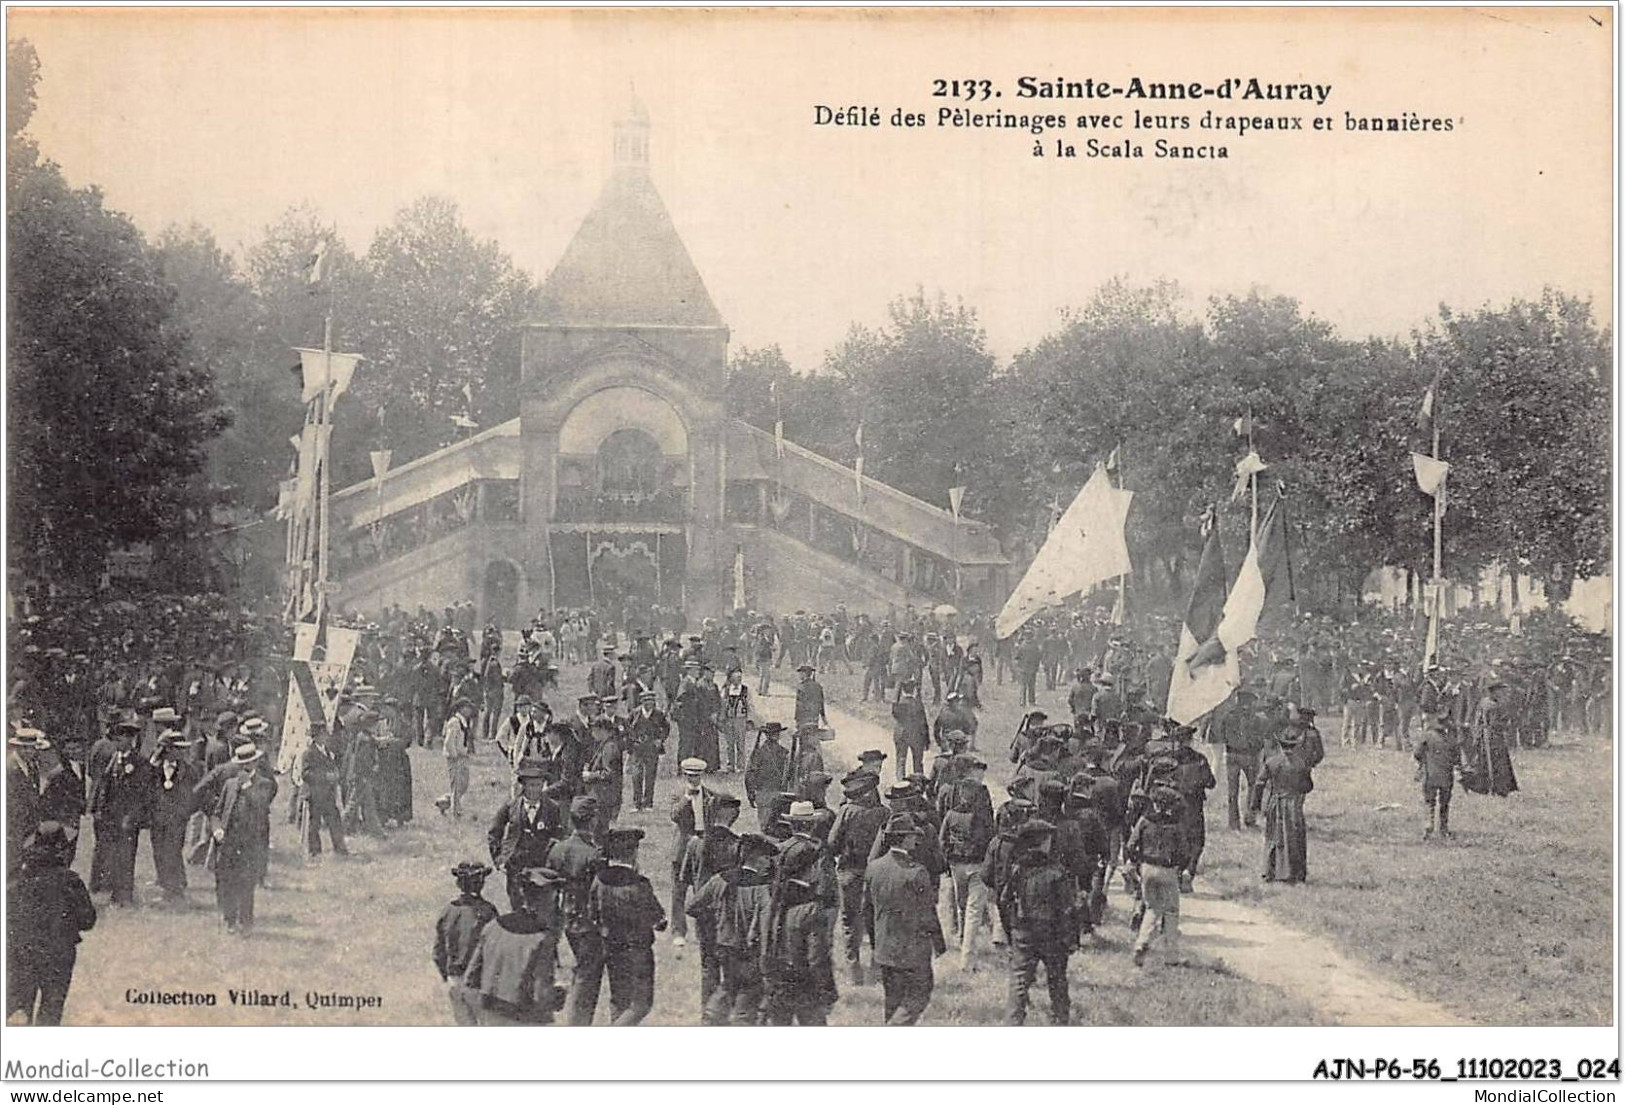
left=625, top=691, right=669, bottom=812
left=36, top=735, right=87, bottom=866
left=864, top=815, right=946, bottom=1024
left=148, top=730, right=200, bottom=902
left=89, top=721, right=151, bottom=906
left=488, top=763, right=565, bottom=909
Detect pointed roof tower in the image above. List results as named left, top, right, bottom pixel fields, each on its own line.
left=534, top=91, right=725, bottom=329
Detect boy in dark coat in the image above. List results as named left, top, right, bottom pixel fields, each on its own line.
left=434, top=862, right=499, bottom=1024
left=588, top=827, right=668, bottom=1025
left=891, top=680, right=930, bottom=779
left=6, top=822, right=96, bottom=1025
left=462, top=866, right=568, bottom=1025
left=1413, top=716, right=1460, bottom=840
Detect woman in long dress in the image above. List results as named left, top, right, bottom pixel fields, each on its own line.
left=374, top=700, right=414, bottom=826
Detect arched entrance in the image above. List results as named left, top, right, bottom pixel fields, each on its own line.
left=482, top=560, right=520, bottom=628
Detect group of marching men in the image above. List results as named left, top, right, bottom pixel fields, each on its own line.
left=428, top=648, right=1337, bottom=1025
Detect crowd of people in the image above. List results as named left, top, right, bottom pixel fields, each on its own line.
left=4, top=580, right=1607, bottom=1026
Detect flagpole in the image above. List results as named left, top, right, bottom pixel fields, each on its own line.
left=315, top=308, right=334, bottom=628
left=1110, top=445, right=1128, bottom=626
left=1247, top=406, right=1259, bottom=542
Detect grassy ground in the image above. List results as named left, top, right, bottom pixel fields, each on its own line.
left=47, top=659, right=1321, bottom=1027
left=827, top=664, right=1614, bottom=1027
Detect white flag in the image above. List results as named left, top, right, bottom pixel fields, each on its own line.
left=1230, top=450, right=1268, bottom=504
left=948, top=486, right=966, bottom=521
left=307, top=239, right=331, bottom=285
left=996, top=464, right=1132, bottom=639
left=1412, top=452, right=1450, bottom=498
left=294, top=348, right=362, bottom=405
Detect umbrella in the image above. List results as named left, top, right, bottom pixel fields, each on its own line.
left=933, top=604, right=959, bottom=617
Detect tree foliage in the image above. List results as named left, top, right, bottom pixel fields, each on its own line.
left=823, top=290, right=999, bottom=515
left=8, top=41, right=228, bottom=585
left=334, top=196, right=534, bottom=484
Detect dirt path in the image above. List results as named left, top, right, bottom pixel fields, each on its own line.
left=757, top=685, right=1468, bottom=1027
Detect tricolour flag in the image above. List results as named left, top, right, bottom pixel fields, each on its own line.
left=1213, top=494, right=1294, bottom=658
left=1166, top=508, right=1238, bottom=724
left=1412, top=452, right=1450, bottom=498
left=292, top=348, right=362, bottom=405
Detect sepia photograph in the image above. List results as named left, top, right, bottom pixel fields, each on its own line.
left=1, top=2, right=1617, bottom=1083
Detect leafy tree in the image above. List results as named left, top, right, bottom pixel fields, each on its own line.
left=8, top=40, right=228, bottom=585
left=157, top=222, right=301, bottom=513
left=1005, top=279, right=1214, bottom=594
left=335, top=196, right=534, bottom=484
left=824, top=289, right=998, bottom=513
left=1417, top=292, right=1612, bottom=601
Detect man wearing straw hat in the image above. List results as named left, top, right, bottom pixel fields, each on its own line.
left=210, top=742, right=278, bottom=935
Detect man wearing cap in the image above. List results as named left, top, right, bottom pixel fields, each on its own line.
left=435, top=862, right=499, bottom=1024
left=677, top=793, right=743, bottom=1008
left=489, top=764, right=566, bottom=909
left=148, top=729, right=201, bottom=901
left=744, top=723, right=790, bottom=825
left=828, top=769, right=890, bottom=986
left=547, top=796, right=607, bottom=1024
left=7, top=821, right=97, bottom=1025
left=667, top=757, right=715, bottom=946
left=300, top=723, right=350, bottom=856
left=589, top=827, right=668, bottom=1025
left=687, top=831, right=775, bottom=1025
left=582, top=718, right=624, bottom=835
left=1127, top=783, right=1190, bottom=965
left=1002, top=819, right=1075, bottom=1024
left=440, top=699, right=477, bottom=820
left=462, top=866, right=568, bottom=1025
left=865, top=815, right=947, bottom=1024
left=211, top=743, right=278, bottom=934
left=626, top=690, right=669, bottom=812
left=1413, top=715, right=1461, bottom=841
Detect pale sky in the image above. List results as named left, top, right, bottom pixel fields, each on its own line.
left=10, top=7, right=1614, bottom=370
